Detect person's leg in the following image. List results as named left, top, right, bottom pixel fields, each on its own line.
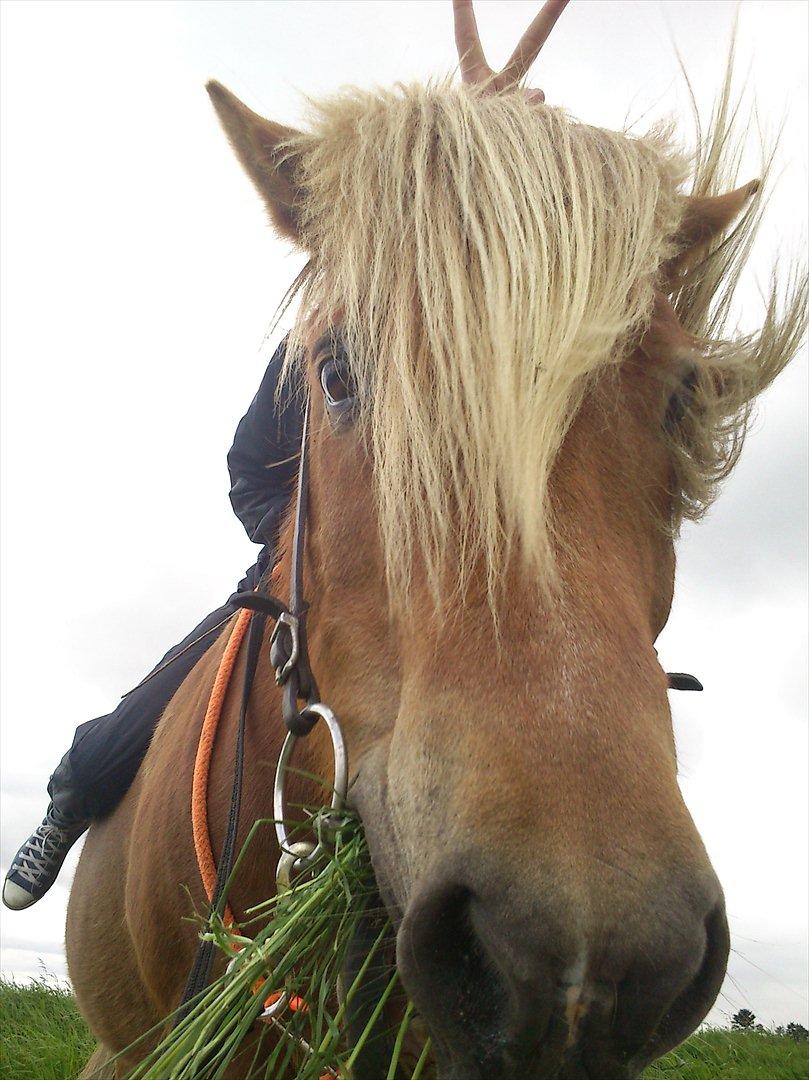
left=47, top=600, right=237, bottom=822
left=3, top=566, right=263, bottom=911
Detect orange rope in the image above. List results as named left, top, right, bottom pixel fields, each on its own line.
left=191, top=606, right=253, bottom=928
left=190, top=602, right=337, bottom=1078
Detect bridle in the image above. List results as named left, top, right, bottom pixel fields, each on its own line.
left=233, top=394, right=350, bottom=884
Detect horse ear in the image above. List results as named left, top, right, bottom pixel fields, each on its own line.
left=639, top=291, right=699, bottom=372
left=206, top=80, right=304, bottom=245
left=663, top=180, right=760, bottom=286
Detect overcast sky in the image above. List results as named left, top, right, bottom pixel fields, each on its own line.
left=1, top=0, right=806, bottom=1032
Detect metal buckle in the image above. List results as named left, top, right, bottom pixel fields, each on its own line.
left=270, top=611, right=300, bottom=685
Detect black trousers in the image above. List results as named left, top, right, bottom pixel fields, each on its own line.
left=47, top=560, right=265, bottom=822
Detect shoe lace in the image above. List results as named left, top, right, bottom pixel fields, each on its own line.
left=13, top=823, right=72, bottom=886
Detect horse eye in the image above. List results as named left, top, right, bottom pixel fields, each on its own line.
left=319, top=357, right=356, bottom=412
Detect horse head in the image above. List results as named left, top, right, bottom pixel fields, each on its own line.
left=206, top=4, right=805, bottom=1075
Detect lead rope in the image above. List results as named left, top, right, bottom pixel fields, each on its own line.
left=190, top=606, right=254, bottom=929
left=179, top=605, right=265, bottom=1012
left=179, top=600, right=338, bottom=1080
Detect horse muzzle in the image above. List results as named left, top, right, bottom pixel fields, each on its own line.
left=394, top=864, right=729, bottom=1079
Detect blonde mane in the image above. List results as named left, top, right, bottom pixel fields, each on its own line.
left=282, top=78, right=805, bottom=601
left=666, top=59, right=807, bottom=522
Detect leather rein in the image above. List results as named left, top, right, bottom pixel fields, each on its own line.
left=233, top=395, right=325, bottom=737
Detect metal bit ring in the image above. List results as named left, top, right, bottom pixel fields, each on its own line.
left=275, top=841, right=316, bottom=893
left=273, top=702, right=347, bottom=877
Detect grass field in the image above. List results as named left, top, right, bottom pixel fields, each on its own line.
left=1, top=978, right=94, bottom=1080
left=643, top=1027, right=809, bottom=1079
left=1, top=978, right=807, bottom=1079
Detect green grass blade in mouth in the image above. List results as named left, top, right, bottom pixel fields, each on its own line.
left=119, top=812, right=432, bottom=1080
left=386, top=1001, right=416, bottom=1080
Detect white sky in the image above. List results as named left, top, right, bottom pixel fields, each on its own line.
left=1, top=0, right=806, bottom=1032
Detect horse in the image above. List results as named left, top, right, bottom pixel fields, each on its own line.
left=65, top=2, right=807, bottom=1077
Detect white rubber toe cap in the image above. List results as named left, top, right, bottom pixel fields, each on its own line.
left=2, top=877, right=37, bottom=911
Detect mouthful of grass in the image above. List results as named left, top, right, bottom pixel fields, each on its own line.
left=110, top=811, right=431, bottom=1079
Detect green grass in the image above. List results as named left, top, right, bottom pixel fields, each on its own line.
left=1, top=978, right=807, bottom=1079
left=646, top=1027, right=809, bottom=1079
left=0, top=976, right=94, bottom=1080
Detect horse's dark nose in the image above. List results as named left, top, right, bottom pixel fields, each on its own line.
left=396, top=867, right=729, bottom=1079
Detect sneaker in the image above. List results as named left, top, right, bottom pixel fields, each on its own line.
left=2, top=806, right=88, bottom=910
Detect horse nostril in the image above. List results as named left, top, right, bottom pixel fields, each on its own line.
left=603, top=896, right=730, bottom=1075
left=639, top=900, right=730, bottom=1063
left=397, top=878, right=565, bottom=1075
left=396, top=882, right=511, bottom=1066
